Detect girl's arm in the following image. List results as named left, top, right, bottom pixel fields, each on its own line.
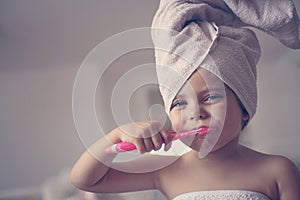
left=70, top=121, right=172, bottom=193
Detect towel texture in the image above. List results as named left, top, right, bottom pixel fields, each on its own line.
left=152, top=0, right=300, bottom=120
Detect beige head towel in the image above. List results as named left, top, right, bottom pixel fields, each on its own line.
left=152, top=0, right=300, bottom=120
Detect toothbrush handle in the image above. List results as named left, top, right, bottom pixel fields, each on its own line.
left=105, top=127, right=209, bottom=154
left=105, top=132, right=177, bottom=154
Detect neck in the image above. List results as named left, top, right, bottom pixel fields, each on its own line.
left=191, top=136, right=241, bottom=162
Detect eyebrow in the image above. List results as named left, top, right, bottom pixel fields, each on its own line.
left=173, top=87, right=226, bottom=100
left=203, top=87, right=226, bottom=93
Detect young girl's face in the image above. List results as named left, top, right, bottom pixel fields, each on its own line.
left=169, top=69, right=247, bottom=154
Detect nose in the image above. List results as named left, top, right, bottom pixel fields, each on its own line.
left=189, top=107, right=208, bottom=121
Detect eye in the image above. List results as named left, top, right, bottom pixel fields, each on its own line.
left=203, top=94, right=224, bottom=103
left=171, top=100, right=187, bottom=109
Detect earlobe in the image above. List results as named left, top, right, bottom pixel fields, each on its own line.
left=242, top=114, right=250, bottom=121
left=241, top=114, right=250, bottom=130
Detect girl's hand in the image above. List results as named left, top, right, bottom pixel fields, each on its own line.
left=110, top=121, right=172, bottom=154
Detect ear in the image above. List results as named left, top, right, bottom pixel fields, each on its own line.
left=242, top=114, right=250, bottom=121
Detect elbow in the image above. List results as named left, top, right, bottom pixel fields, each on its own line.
left=69, top=170, right=82, bottom=189
left=69, top=168, right=104, bottom=192
left=69, top=169, right=89, bottom=191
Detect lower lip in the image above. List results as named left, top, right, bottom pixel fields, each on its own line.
left=196, top=133, right=207, bottom=139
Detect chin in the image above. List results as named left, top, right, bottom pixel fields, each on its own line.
left=191, top=137, right=222, bottom=154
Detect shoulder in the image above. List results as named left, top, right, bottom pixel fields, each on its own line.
left=258, top=153, right=300, bottom=199
left=260, top=154, right=300, bottom=177
left=241, top=147, right=300, bottom=198
left=244, top=147, right=299, bottom=176
left=240, top=146, right=297, bottom=168
left=267, top=154, right=300, bottom=179
left=239, top=146, right=299, bottom=182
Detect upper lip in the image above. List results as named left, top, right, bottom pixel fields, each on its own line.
left=194, top=126, right=213, bottom=136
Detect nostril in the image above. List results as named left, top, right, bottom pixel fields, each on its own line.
left=190, top=111, right=208, bottom=120
left=190, top=114, right=201, bottom=120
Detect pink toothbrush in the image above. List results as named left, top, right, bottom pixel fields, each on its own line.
left=105, top=127, right=210, bottom=154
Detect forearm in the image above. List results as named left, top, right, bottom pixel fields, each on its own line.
left=70, top=121, right=171, bottom=192
left=70, top=131, right=120, bottom=189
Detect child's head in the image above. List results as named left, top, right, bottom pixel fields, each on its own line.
left=168, top=68, right=249, bottom=152
left=152, top=0, right=300, bottom=130
left=152, top=9, right=261, bottom=128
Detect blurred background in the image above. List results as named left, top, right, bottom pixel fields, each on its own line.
left=0, top=0, right=299, bottom=199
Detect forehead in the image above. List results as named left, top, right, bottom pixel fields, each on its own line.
left=178, top=68, right=225, bottom=95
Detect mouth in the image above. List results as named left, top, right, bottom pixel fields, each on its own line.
left=194, top=126, right=214, bottom=138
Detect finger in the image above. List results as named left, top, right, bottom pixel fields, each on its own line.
left=149, top=120, right=163, bottom=134
left=160, top=126, right=172, bottom=145
left=150, top=121, right=170, bottom=142
left=164, top=142, right=172, bottom=151
left=132, top=138, right=146, bottom=154
left=151, top=133, right=163, bottom=151
left=143, top=137, right=155, bottom=152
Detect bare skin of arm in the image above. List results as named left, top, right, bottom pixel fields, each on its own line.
left=70, top=121, right=173, bottom=193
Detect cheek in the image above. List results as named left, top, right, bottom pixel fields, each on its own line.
left=222, top=100, right=243, bottom=133
left=169, top=110, right=184, bottom=132
left=210, top=102, right=227, bottom=123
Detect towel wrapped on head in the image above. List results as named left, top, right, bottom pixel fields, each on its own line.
left=152, top=0, right=300, bottom=121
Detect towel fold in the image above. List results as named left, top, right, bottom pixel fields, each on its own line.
left=152, top=0, right=300, bottom=120
left=224, top=0, right=300, bottom=49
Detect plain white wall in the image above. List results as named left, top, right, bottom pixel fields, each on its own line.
left=0, top=0, right=299, bottom=192
left=245, top=32, right=300, bottom=164
left=0, top=0, right=159, bottom=191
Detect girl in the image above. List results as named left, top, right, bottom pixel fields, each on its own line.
left=71, top=0, right=300, bottom=199
left=70, top=69, right=300, bottom=200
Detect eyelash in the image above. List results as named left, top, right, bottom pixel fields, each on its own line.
left=171, top=100, right=187, bottom=109
left=203, top=94, right=224, bottom=103
left=171, top=94, right=224, bottom=109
